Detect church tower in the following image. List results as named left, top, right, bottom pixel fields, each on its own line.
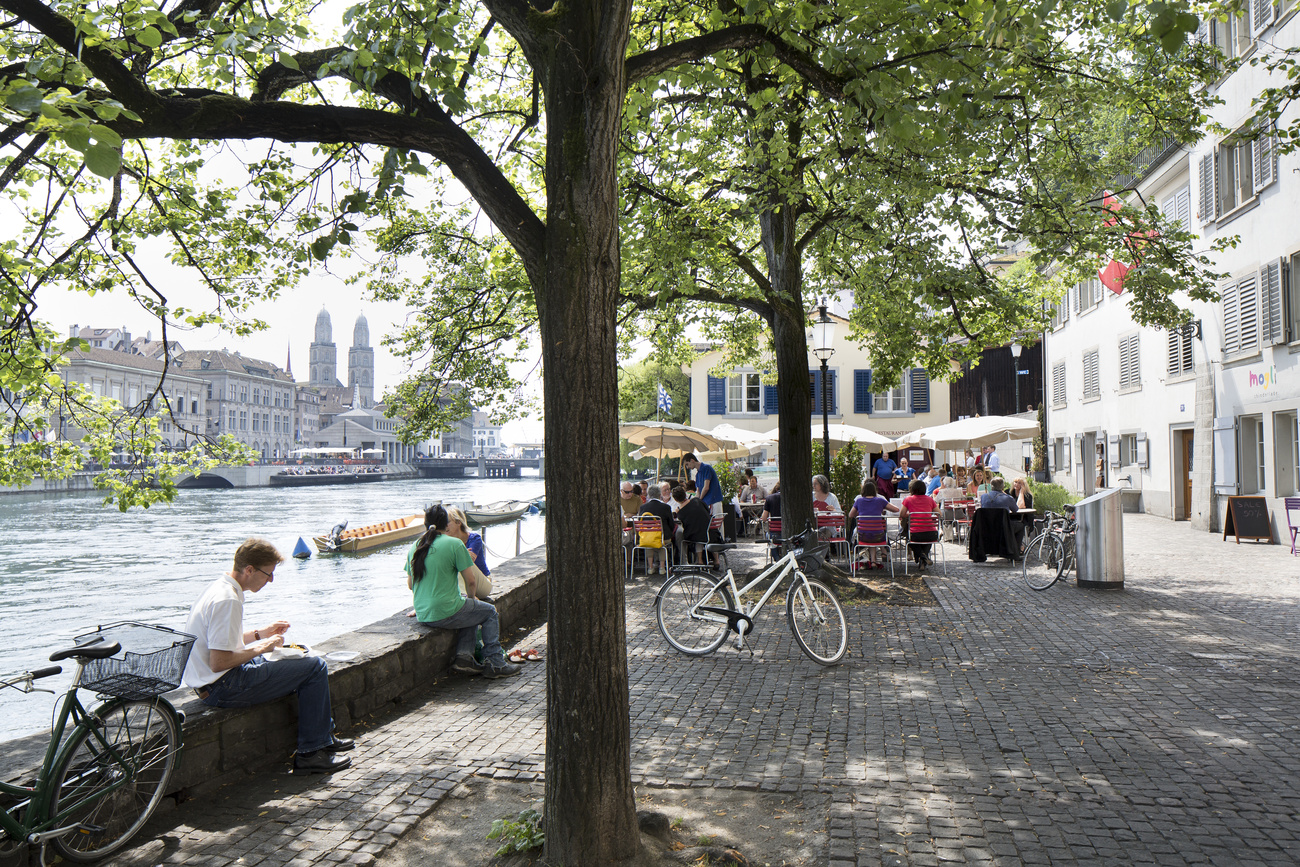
left=309, top=307, right=339, bottom=387
left=348, top=313, right=374, bottom=407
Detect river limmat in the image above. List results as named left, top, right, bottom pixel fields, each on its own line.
left=0, top=475, right=545, bottom=741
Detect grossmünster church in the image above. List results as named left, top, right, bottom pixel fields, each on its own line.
left=309, top=306, right=374, bottom=408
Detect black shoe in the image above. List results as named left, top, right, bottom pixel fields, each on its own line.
left=294, top=750, right=352, bottom=775
left=324, top=734, right=354, bottom=752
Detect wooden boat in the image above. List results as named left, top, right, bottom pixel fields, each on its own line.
left=464, top=500, right=533, bottom=527
left=313, top=512, right=425, bottom=553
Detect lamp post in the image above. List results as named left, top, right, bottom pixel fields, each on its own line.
left=1010, top=341, right=1023, bottom=415
left=812, top=302, right=835, bottom=480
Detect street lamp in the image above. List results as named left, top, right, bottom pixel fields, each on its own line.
left=812, top=302, right=835, bottom=479
left=1010, top=341, right=1025, bottom=415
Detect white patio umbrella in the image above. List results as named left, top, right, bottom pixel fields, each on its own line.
left=893, top=415, right=1040, bottom=451
left=759, top=423, right=895, bottom=453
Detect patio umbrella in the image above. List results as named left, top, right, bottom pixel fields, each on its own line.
left=696, top=424, right=775, bottom=462
left=893, top=415, right=1040, bottom=451
left=759, top=423, right=895, bottom=453
left=618, top=421, right=735, bottom=456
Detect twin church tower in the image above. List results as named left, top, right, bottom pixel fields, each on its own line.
left=309, top=307, right=374, bottom=407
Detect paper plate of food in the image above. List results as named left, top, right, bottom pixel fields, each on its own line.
left=269, top=642, right=312, bottom=660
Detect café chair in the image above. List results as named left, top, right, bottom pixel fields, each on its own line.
left=852, top=515, right=893, bottom=578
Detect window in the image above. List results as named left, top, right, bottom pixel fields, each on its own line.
left=1167, top=327, right=1195, bottom=376
left=253, top=388, right=260, bottom=405
left=1119, top=433, right=1139, bottom=467
left=263, top=413, right=270, bottom=431
left=1240, top=416, right=1266, bottom=494
left=240, top=411, right=248, bottom=431
left=1052, top=363, right=1067, bottom=407
left=1199, top=122, right=1277, bottom=222
left=1289, top=252, right=1300, bottom=343
left=191, top=399, right=198, bottom=414
left=1212, top=6, right=1253, bottom=58
left=1082, top=350, right=1100, bottom=400
left=873, top=377, right=906, bottom=414
left=809, top=369, right=838, bottom=415
left=1118, top=333, right=1141, bottom=391
left=227, top=410, right=236, bottom=430
left=727, top=373, right=761, bottom=414
left=1222, top=274, right=1261, bottom=358
left=1077, top=277, right=1102, bottom=313
left=1275, top=412, right=1298, bottom=496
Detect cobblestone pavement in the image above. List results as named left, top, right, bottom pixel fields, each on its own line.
left=110, top=515, right=1300, bottom=866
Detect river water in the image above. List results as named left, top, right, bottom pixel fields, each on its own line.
left=0, top=475, right=546, bottom=741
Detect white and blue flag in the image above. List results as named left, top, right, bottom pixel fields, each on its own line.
left=657, top=383, right=672, bottom=413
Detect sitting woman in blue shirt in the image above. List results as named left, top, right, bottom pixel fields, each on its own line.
left=446, top=506, right=490, bottom=588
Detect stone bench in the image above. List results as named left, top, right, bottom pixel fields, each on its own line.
left=1, top=547, right=547, bottom=796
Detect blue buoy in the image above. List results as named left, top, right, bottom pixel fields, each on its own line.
left=527, top=503, right=539, bottom=515
left=292, top=537, right=312, bottom=559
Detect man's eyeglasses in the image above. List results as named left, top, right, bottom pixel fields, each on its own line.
left=254, top=567, right=275, bottom=579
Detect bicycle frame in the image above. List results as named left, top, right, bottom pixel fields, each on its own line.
left=682, top=544, right=816, bottom=649
left=0, top=662, right=146, bottom=845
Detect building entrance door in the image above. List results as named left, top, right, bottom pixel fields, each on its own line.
left=1177, top=429, right=1194, bottom=520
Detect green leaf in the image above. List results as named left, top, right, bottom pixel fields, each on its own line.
left=1106, top=0, right=1128, bottom=20
left=90, top=124, right=122, bottom=147
left=137, top=26, right=163, bottom=48
left=278, top=51, right=300, bottom=71
left=85, top=143, right=122, bottom=178
left=5, top=86, right=44, bottom=113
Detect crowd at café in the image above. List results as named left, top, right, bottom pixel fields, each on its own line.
left=621, top=443, right=1034, bottom=574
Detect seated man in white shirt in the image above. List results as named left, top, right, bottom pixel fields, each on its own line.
left=182, top=538, right=353, bottom=775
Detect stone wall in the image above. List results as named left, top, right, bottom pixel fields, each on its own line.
left=1, top=547, right=547, bottom=795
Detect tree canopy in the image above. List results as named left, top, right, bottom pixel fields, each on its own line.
left=0, top=0, right=1209, bottom=862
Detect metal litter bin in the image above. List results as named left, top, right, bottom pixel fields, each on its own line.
left=1074, top=487, right=1124, bottom=589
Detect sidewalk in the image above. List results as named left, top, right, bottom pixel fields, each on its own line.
left=108, top=514, right=1300, bottom=866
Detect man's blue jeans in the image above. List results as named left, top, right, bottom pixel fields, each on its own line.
left=201, top=655, right=334, bottom=754
left=422, top=598, right=504, bottom=665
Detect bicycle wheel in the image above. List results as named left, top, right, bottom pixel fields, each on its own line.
left=786, top=577, right=847, bottom=665
left=1022, top=532, right=1065, bottom=591
left=655, top=572, right=736, bottom=656
left=50, top=698, right=181, bottom=862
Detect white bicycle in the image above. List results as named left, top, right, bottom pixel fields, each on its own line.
left=654, top=525, right=847, bottom=665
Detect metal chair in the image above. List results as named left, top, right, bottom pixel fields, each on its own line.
left=816, top=511, right=850, bottom=562
left=905, top=510, right=946, bottom=576
left=852, top=515, right=893, bottom=577
left=765, top=516, right=783, bottom=562
left=1287, top=498, right=1300, bottom=556
left=630, top=515, right=668, bottom=576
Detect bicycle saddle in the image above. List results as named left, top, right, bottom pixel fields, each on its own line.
left=704, top=542, right=737, bottom=553
left=49, top=640, right=122, bottom=662
left=1063, top=503, right=1076, bottom=514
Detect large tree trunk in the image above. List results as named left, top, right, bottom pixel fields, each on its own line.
left=761, top=204, right=815, bottom=542
left=536, top=1, right=640, bottom=863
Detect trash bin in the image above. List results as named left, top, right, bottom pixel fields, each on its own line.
left=1074, top=487, right=1124, bottom=589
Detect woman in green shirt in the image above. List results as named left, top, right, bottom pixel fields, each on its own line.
left=405, top=505, right=520, bottom=679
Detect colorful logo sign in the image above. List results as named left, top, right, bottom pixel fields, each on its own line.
left=1247, top=366, right=1278, bottom=390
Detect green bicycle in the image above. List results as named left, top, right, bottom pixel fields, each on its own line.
left=0, top=623, right=192, bottom=864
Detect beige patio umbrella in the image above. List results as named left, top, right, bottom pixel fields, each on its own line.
left=892, top=415, right=1040, bottom=451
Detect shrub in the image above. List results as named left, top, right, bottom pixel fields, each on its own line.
left=1028, top=479, right=1079, bottom=515
left=487, top=809, right=544, bottom=856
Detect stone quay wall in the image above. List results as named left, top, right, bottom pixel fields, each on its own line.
left=1, top=547, right=547, bottom=795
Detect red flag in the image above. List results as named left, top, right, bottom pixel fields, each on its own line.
left=1099, top=259, right=1130, bottom=294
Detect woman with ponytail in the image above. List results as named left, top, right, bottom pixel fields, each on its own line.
left=404, top=504, right=520, bottom=678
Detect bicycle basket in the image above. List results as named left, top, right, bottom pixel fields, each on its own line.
left=73, top=622, right=196, bottom=700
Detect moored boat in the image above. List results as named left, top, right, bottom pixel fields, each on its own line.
left=314, top=512, right=425, bottom=553
left=464, top=500, right=532, bottom=526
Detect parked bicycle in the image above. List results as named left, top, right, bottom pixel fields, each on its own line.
left=0, top=623, right=193, bottom=864
left=1022, top=504, right=1078, bottom=591
left=655, top=524, right=848, bottom=665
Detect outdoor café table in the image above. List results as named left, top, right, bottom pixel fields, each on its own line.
left=738, top=502, right=766, bottom=536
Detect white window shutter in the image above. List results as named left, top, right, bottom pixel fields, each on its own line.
left=1261, top=259, right=1285, bottom=344
left=1198, top=153, right=1217, bottom=224
left=1238, top=275, right=1260, bottom=355
left=1109, top=434, right=1121, bottom=467
left=1136, top=433, right=1149, bottom=469
left=1065, top=438, right=1072, bottom=467
left=1253, top=0, right=1274, bottom=36
left=1167, top=330, right=1181, bottom=376
left=1254, top=121, right=1277, bottom=191
left=1212, top=416, right=1238, bottom=494
left=1222, top=280, right=1242, bottom=356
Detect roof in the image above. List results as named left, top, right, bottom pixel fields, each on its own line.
left=65, top=347, right=204, bottom=381
left=175, top=349, right=293, bottom=382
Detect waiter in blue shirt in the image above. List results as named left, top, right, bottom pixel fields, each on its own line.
left=682, top=453, right=723, bottom=517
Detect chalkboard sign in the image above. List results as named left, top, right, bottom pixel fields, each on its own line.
left=1223, top=496, right=1273, bottom=544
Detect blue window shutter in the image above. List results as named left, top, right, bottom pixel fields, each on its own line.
left=830, top=370, right=838, bottom=416
left=707, top=376, right=725, bottom=415
left=809, top=369, right=820, bottom=415
left=763, top=384, right=779, bottom=415
left=854, top=370, right=872, bottom=414
left=910, top=368, right=930, bottom=413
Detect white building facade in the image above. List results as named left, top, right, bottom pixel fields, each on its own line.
left=1046, top=4, right=1300, bottom=539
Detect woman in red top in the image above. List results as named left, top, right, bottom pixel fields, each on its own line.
left=899, top=478, right=941, bottom=569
